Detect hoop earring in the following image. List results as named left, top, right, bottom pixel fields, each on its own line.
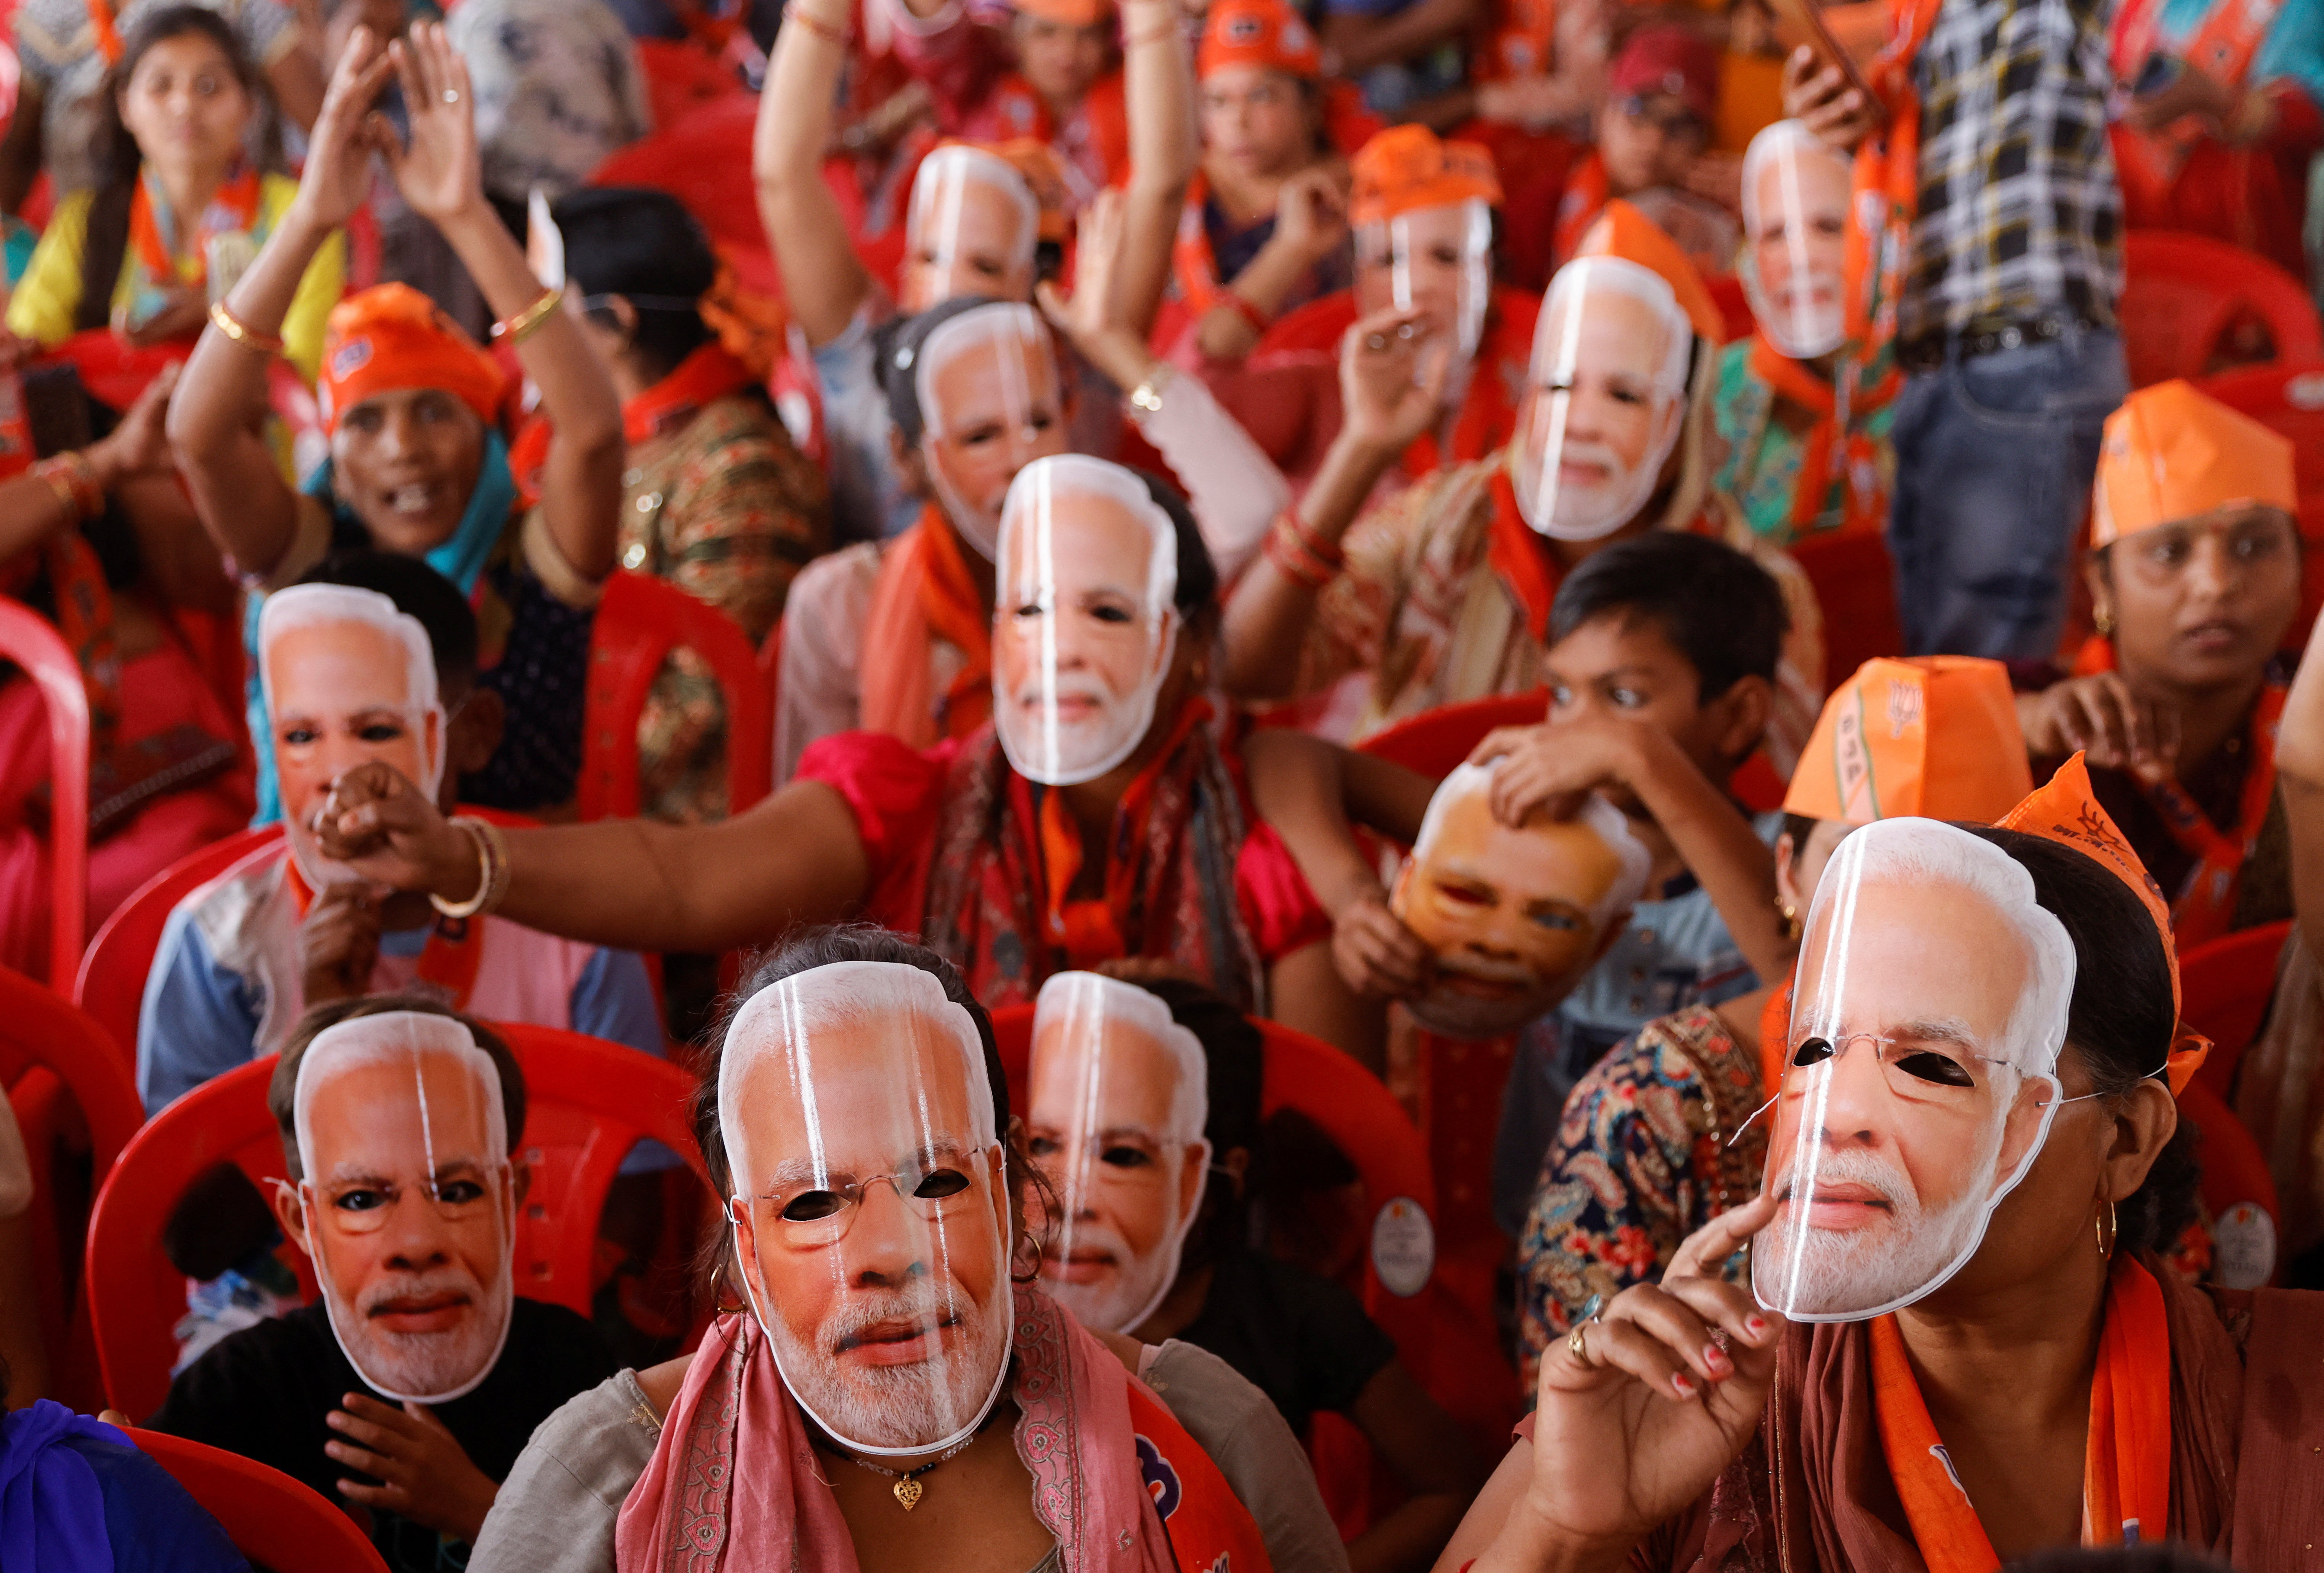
left=2095, top=1197, right=2118, bottom=1260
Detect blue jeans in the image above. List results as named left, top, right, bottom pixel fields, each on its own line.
left=1885, top=325, right=2128, bottom=658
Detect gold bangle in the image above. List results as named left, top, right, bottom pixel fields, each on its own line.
left=431, top=815, right=511, bottom=919
left=31, top=457, right=85, bottom=522
left=1127, top=363, right=1171, bottom=414
left=207, top=300, right=285, bottom=356
left=490, top=284, right=565, bottom=346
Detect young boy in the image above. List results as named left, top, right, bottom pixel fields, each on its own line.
left=1248, top=531, right=1795, bottom=1231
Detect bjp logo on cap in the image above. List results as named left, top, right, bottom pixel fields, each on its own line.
left=1226, top=13, right=1262, bottom=42
left=330, top=337, right=375, bottom=381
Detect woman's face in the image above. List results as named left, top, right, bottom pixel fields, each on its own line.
left=331, top=388, right=490, bottom=555
left=1199, top=66, right=1312, bottom=178
left=117, top=32, right=253, bottom=184
left=2101, top=507, right=2301, bottom=694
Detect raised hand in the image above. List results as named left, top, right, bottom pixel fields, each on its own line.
left=1268, top=167, right=1348, bottom=272
left=1779, top=47, right=1876, bottom=152
left=1337, top=306, right=1450, bottom=456
left=2017, top=673, right=2181, bottom=782
left=381, top=23, right=485, bottom=227
left=291, top=26, right=398, bottom=233
left=311, top=760, right=476, bottom=898
left=1036, top=187, right=1129, bottom=356
left=89, top=362, right=182, bottom=483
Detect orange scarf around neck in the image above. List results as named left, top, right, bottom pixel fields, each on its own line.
left=859, top=507, right=993, bottom=748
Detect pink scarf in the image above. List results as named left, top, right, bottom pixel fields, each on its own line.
left=614, top=1290, right=1183, bottom=1573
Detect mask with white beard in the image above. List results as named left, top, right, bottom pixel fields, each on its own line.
left=1512, top=257, right=1695, bottom=542
left=1739, top=121, right=1851, bottom=361
left=909, top=302, right=1059, bottom=561
left=1027, top=972, right=1210, bottom=1334
left=1751, top=820, right=2076, bottom=1322
left=290, top=1011, right=516, bottom=1403
left=721, top=961, right=1015, bottom=1456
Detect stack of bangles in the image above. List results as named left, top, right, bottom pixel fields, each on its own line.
left=209, top=301, right=286, bottom=356
left=490, top=283, right=565, bottom=346
left=31, top=451, right=103, bottom=522
left=1263, top=507, right=1344, bottom=590
left=431, top=814, right=512, bottom=920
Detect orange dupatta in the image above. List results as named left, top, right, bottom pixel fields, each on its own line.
left=858, top=507, right=993, bottom=749
left=1037, top=697, right=1212, bottom=968
left=621, top=342, right=759, bottom=446
left=128, top=167, right=263, bottom=299
left=1840, top=0, right=1941, bottom=377
left=1746, top=331, right=1896, bottom=537
left=1550, top=151, right=1609, bottom=267
left=1871, top=1254, right=2173, bottom=1568
left=1485, top=465, right=1565, bottom=640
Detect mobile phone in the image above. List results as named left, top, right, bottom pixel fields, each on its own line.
left=1765, top=0, right=1886, bottom=122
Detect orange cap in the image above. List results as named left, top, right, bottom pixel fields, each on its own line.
left=982, top=138, right=1073, bottom=245
left=1013, top=0, right=1108, bottom=27
left=1998, top=753, right=2210, bottom=1095
left=1783, top=656, right=2034, bottom=825
left=1348, top=125, right=1502, bottom=228
left=2091, top=378, right=2299, bottom=549
left=1200, top=0, right=1321, bottom=78
left=1572, top=199, right=1725, bottom=344
left=319, top=284, right=506, bottom=433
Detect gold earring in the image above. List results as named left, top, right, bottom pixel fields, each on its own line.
left=2094, top=1198, right=2117, bottom=1259
left=1778, top=899, right=1802, bottom=942
left=2094, top=607, right=2114, bottom=638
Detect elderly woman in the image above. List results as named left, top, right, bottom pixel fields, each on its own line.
left=166, top=22, right=624, bottom=816
left=1435, top=768, right=2324, bottom=1570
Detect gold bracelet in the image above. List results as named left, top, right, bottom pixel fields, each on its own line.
left=31, top=457, right=85, bottom=522
left=1127, top=363, right=1172, bottom=414
left=431, top=815, right=512, bottom=919
left=207, top=300, right=286, bottom=356
left=490, top=284, right=565, bottom=346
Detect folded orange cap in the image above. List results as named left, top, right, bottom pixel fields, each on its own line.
left=1013, top=0, right=1108, bottom=27
left=1200, top=0, right=1321, bottom=79
left=1999, top=753, right=2209, bottom=1095
left=320, top=283, right=506, bottom=433
left=1573, top=199, right=1725, bottom=344
left=1349, top=125, right=1502, bottom=228
left=1784, top=656, right=2034, bottom=826
left=2091, top=377, right=2298, bottom=549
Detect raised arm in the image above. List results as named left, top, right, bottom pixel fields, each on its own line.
left=754, top=0, right=876, bottom=348
left=313, top=760, right=873, bottom=954
left=1111, top=0, right=1198, bottom=340
left=169, top=34, right=394, bottom=578
left=385, top=25, right=624, bottom=583
left=2278, top=628, right=2324, bottom=965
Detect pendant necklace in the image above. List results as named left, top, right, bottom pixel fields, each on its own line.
left=839, top=1430, right=979, bottom=1510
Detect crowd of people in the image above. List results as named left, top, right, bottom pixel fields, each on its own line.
left=2, top=0, right=2322, bottom=1563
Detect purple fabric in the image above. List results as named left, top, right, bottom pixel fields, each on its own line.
left=0, top=1401, right=122, bottom=1573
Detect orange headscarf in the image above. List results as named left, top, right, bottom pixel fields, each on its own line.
left=318, top=284, right=507, bottom=433
left=1782, top=656, right=2032, bottom=825
left=1198, top=0, right=1321, bottom=79
left=1571, top=199, right=1726, bottom=345
left=2092, top=378, right=2300, bottom=549
left=1348, top=124, right=1502, bottom=227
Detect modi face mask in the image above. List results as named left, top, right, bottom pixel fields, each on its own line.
left=1391, top=767, right=1653, bottom=1038
left=1753, top=819, right=2076, bottom=1321
left=1356, top=198, right=1494, bottom=376
left=721, top=961, right=1014, bottom=1456
left=903, top=144, right=1041, bottom=313
left=290, top=1012, right=516, bottom=1403
left=1739, top=122, right=1850, bottom=361
left=992, top=455, right=1180, bottom=787
left=910, top=302, right=1070, bottom=560
left=1512, top=257, right=1694, bottom=541
left=1025, top=973, right=1211, bottom=1333
left=259, top=585, right=447, bottom=892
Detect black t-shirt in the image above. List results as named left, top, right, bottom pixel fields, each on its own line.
left=1173, top=1246, right=1398, bottom=1437
left=148, top=1297, right=612, bottom=1572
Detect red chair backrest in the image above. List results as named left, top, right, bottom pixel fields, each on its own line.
left=0, top=963, right=143, bottom=1187
left=2195, top=361, right=2324, bottom=504
left=0, top=597, right=90, bottom=992
left=1787, top=527, right=1903, bottom=684
left=579, top=570, right=774, bottom=822
left=87, top=1027, right=710, bottom=1416
left=2179, top=919, right=2293, bottom=1101
left=2121, top=231, right=2324, bottom=389
left=74, top=826, right=285, bottom=1078
left=121, top=1425, right=392, bottom=1573
left=1356, top=690, right=1550, bottom=780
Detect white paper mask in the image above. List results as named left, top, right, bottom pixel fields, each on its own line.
left=1739, top=121, right=1850, bottom=361
left=259, top=585, right=447, bottom=892
left=1752, top=819, right=2076, bottom=1321
left=1363, top=197, right=1494, bottom=386
left=992, top=455, right=1180, bottom=787
left=905, top=144, right=1041, bottom=312
left=1390, top=766, right=1652, bottom=1038
left=1511, top=255, right=1694, bottom=542
left=720, top=960, right=1014, bottom=1456
left=911, top=302, right=1066, bottom=560
left=292, top=1011, right=515, bottom=1403
left=1027, top=972, right=1211, bottom=1332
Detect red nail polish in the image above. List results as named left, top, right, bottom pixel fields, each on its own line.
left=1746, top=1315, right=1768, bottom=1337
left=1704, top=1343, right=1729, bottom=1368
left=1671, top=1372, right=1694, bottom=1396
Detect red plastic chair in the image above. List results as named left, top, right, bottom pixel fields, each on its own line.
left=74, top=826, right=284, bottom=1079
left=2195, top=361, right=2324, bottom=503
left=578, top=570, right=774, bottom=822
left=86, top=1027, right=711, bottom=1417
left=120, top=1426, right=392, bottom=1573
left=2120, top=231, right=2324, bottom=389
left=1788, top=527, right=1905, bottom=685
left=2178, top=1078, right=2282, bottom=1286
left=2179, top=918, right=2293, bottom=1102
left=1707, top=273, right=1756, bottom=345
left=0, top=966, right=146, bottom=1411
left=0, top=597, right=90, bottom=993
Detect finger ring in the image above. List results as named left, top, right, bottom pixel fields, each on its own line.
left=1567, top=1322, right=1595, bottom=1367
left=1365, top=332, right=1389, bottom=352
left=1396, top=322, right=1415, bottom=339
left=442, top=88, right=461, bottom=104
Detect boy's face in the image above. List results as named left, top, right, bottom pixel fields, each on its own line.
left=1013, top=13, right=1111, bottom=108
left=1543, top=611, right=1739, bottom=808
left=1596, top=90, right=1707, bottom=195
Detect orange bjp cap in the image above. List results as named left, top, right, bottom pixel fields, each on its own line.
left=1999, top=753, right=2209, bottom=1095
left=1783, top=656, right=2033, bottom=827
left=319, top=284, right=507, bottom=434
left=1573, top=199, right=1726, bottom=344
left=1200, top=0, right=1321, bottom=79
left=2091, top=378, right=2298, bottom=549
left=1348, top=125, right=1502, bottom=228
